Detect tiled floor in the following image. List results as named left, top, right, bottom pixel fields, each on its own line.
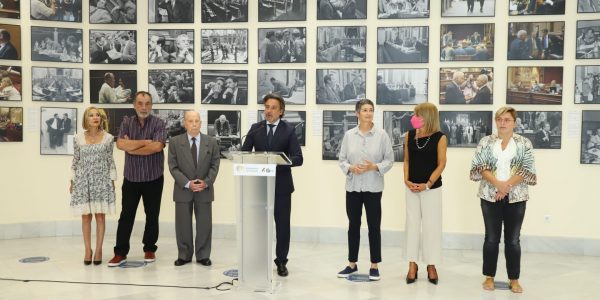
left=1, top=236, right=599, bottom=299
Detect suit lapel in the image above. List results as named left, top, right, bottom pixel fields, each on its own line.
left=270, top=120, right=286, bottom=151
left=197, top=133, right=210, bottom=168
left=179, top=135, right=194, bottom=169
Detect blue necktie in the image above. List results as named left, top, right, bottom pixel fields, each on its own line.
left=267, top=124, right=275, bottom=149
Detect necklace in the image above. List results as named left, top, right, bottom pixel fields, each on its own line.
left=415, top=134, right=431, bottom=150
left=86, top=130, right=102, bottom=143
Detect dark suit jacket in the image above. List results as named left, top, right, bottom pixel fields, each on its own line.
left=318, top=0, right=339, bottom=19
left=222, top=88, right=247, bottom=105
left=343, top=83, right=358, bottom=101
left=471, top=85, right=491, bottom=104
left=241, top=120, right=303, bottom=195
left=445, top=82, right=465, bottom=104
left=159, top=0, right=193, bottom=22
left=534, top=130, right=551, bottom=148
left=0, top=42, right=18, bottom=60
left=341, top=0, right=356, bottom=18
left=62, top=118, right=72, bottom=133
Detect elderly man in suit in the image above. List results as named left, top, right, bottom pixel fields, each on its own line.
left=242, top=93, right=303, bottom=277
left=445, top=71, right=469, bottom=104
left=168, top=111, right=220, bottom=266
left=470, top=74, right=492, bottom=104
left=0, top=29, right=18, bottom=60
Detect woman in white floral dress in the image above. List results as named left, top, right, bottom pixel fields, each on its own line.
left=70, top=107, right=116, bottom=265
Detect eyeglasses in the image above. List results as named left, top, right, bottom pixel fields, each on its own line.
left=495, top=118, right=514, bottom=124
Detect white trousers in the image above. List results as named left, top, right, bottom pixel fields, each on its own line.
left=404, top=187, right=443, bottom=265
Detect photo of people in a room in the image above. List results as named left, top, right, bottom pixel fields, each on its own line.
left=148, top=29, right=194, bottom=63
left=581, top=110, right=600, bottom=164
left=514, top=111, right=562, bottom=149
left=259, top=0, right=305, bottom=21
left=508, top=21, right=564, bottom=60
left=317, top=26, right=366, bottom=63
left=89, top=70, right=136, bottom=104
left=383, top=111, right=413, bottom=161
left=378, top=0, right=429, bottom=19
left=378, top=26, right=428, bottom=63
left=32, top=67, right=83, bottom=102
left=0, top=0, right=20, bottom=19
left=575, top=66, right=600, bottom=104
left=31, top=26, right=82, bottom=62
left=257, top=69, right=305, bottom=105
left=576, top=20, right=600, bottom=59
left=201, top=70, right=248, bottom=105
left=149, top=0, right=193, bottom=23
left=509, top=0, right=564, bottom=15
left=258, top=27, right=305, bottom=63
left=439, top=111, right=492, bottom=148
left=440, top=23, right=494, bottom=61
left=0, top=107, right=22, bottom=142
left=202, top=0, right=247, bottom=23
left=439, top=67, right=493, bottom=105
left=31, top=0, right=82, bottom=22
left=89, top=0, right=137, bottom=24
left=579, top=0, right=600, bottom=13
left=148, top=69, right=194, bottom=104
left=322, top=110, right=357, bottom=160
left=316, top=69, right=366, bottom=104
left=442, top=0, right=495, bottom=17
left=89, top=30, right=136, bottom=64
left=377, top=68, right=428, bottom=105
left=317, top=0, right=366, bottom=20
left=40, top=107, right=77, bottom=155
left=206, top=110, right=241, bottom=158
left=0, top=66, right=21, bottom=101
left=507, top=66, right=563, bottom=104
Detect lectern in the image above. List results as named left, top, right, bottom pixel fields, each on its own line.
left=231, top=151, right=291, bottom=292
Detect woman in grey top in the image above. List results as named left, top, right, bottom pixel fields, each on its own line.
left=336, top=99, right=394, bottom=281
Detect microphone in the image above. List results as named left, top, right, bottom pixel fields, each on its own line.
left=240, top=123, right=265, bottom=149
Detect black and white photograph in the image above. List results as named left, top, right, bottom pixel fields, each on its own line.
left=259, top=0, right=305, bottom=21
left=377, top=68, right=427, bottom=105
left=509, top=0, right=564, bottom=15
left=0, top=0, right=20, bottom=19
left=440, top=23, right=494, bottom=61
left=31, top=27, right=81, bottom=63
left=201, top=70, right=248, bottom=105
left=257, top=69, right=305, bottom=105
left=0, top=107, right=23, bottom=142
left=440, top=67, right=493, bottom=105
left=508, top=22, right=564, bottom=60
left=575, top=65, right=600, bottom=104
left=207, top=110, right=241, bottom=158
left=31, top=0, right=82, bottom=22
left=40, top=107, right=77, bottom=155
left=258, top=110, right=306, bottom=146
left=258, top=27, right=306, bottom=63
left=32, top=67, right=83, bottom=102
left=90, top=0, right=137, bottom=23
left=383, top=111, right=413, bottom=162
left=317, top=0, right=366, bottom=19
left=103, top=108, right=134, bottom=139
left=153, top=109, right=185, bottom=140
left=0, top=66, right=22, bottom=101
left=514, top=111, right=562, bottom=149
left=322, top=110, right=357, bottom=160
left=0, top=24, right=21, bottom=60
left=377, top=26, right=428, bottom=63
left=442, top=0, right=494, bottom=17
left=148, top=29, right=194, bottom=64
left=507, top=66, right=563, bottom=105
left=439, top=111, right=493, bottom=148
left=579, top=0, right=600, bottom=13
left=581, top=110, right=600, bottom=164
left=89, top=30, right=136, bottom=64
left=149, top=0, right=193, bottom=23
left=148, top=69, right=194, bottom=104
left=378, top=0, right=429, bottom=19
left=89, top=70, right=136, bottom=104
left=201, top=29, right=248, bottom=64
left=576, top=20, right=600, bottom=59
left=317, top=26, right=366, bottom=63
left=316, top=69, right=366, bottom=104
left=202, top=0, right=248, bottom=22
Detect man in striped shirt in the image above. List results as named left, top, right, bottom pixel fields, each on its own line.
left=109, top=91, right=168, bottom=267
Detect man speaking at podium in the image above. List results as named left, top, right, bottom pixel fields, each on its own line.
left=241, top=93, right=303, bottom=277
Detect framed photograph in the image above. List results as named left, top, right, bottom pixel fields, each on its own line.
left=40, top=107, right=77, bottom=155
left=377, top=68, right=428, bottom=105
left=200, top=70, right=248, bottom=105
left=31, top=0, right=82, bottom=22
left=202, top=0, right=248, bottom=22
left=579, top=0, right=600, bottom=13
left=89, top=70, right=137, bottom=104
left=440, top=23, right=494, bottom=61
left=148, top=29, right=194, bottom=64
left=507, top=22, right=564, bottom=60
left=259, top=0, right=306, bottom=21
left=439, top=111, right=493, bottom=148
left=439, top=67, right=493, bottom=105
left=149, top=0, right=193, bottom=23
left=257, top=69, right=306, bottom=105
left=322, top=110, right=357, bottom=160
left=515, top=111, right=562, bottom=149
left=0, top=66, right=22, bottom=101
left=258, top=27, right=306, bottom=63
left=575, top=65, right=600, bottom=104
left=377, top=26, right=429, bottom=63
left=32, top=67, right=83, bottom=103
left=201, top=29, right=248, bottom=64
left=509, top=0, right=564, bottom=15
left=0, top=107, right=23, bottom=142
left=383, top=111, right=413, bottom=162
left=153, top=109, right=186, bottom=140
left=89, top=30, right=137, bottom=64
left=103, top=108, right=134, bottom=139
left=317, top=0, right=366, bottom=19
left=258, top=110, right=306, bottom=146
left=378, top=0, right=429, bottom=19
left=581, top=110, right=600, bottom=164
left=317, top=26, right=366, bottom=63
left=507, top=66, right=563, bottom=105
left=148, top=69, right=194, bottom=104
left=207, top=110, right=241, bottom=158
left=31, top=26, right=81, bottom=63
left=576, top=20, right=600, bottom=59
left=90, top=0, right=137, bottom=23
left=0, top=24, right=21, bottom=60
left=0, top=0, right=20, bottom=19
left=316, top=69, right=366, bottom=104
left=442, top=0, right=494, bottom=17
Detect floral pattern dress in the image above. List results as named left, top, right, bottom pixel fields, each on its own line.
left=70, top=132, right=117, bottom=215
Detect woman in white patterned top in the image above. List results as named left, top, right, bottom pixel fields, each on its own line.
left=70, top=106, right=116, bottom=265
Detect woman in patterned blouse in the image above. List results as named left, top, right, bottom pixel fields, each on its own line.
left=470, top=106, right=537, bottom=293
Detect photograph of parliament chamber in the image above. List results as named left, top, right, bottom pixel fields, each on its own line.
left=32, top=66, right=83, bottom=103
left=378, top=0, right=429, bottom=18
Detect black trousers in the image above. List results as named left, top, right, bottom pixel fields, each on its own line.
left=274, top=193, right=291, bottom=264
left=346, top=191, right=382, bottom=264
left=114, top=176, right=164, bottom=256
left=481, top=198, right=526, bottom=279
left=467, top=0, right=475, bottom=12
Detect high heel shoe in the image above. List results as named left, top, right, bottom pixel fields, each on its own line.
left=84, top=251, right=93, bottom=266
left=93, top=252, right=102, bottom=265
left=406, top=264, right=418, bottom=284
left=427, top=265, right=438, bottom=285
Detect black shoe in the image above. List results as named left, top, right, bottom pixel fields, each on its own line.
left=197, top=258, right=212, bottom=266
left=406, top=264, right=418, bottom=284
left=275, top=262, right=288, bottom=277
left=427, top=265, right=438, bottom=285
left=174, top=258, right=191, bottom=266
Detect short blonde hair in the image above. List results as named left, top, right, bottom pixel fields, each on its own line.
left=414, top=103, right=440, bottom=133
left=495, top=106, right=517, bottom=121
left=82, top=106, right=109, bottom=131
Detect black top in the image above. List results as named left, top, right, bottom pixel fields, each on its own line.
left=407, top=130, right=444, bottom=189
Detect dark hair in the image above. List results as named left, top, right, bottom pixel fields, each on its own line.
left=134, top=91, right=152, bottom=102
left=262, top=93, right=285, bottom=118
left=227, top=76, right=238, bottom=84
left=0, top=29, right=11, bottom=41
left=355, top=99, right=374, bottom=112
left=323, top=74, right=333, bottom=84
left=157, top=36, right=166, bottom=47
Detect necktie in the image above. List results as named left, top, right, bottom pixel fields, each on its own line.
left=267, top=124, right=275, bottom=149
left=191, top=137, right=197, bottom=168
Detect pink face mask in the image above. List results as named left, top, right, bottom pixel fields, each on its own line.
left=411, top=115, right=424, bottom=129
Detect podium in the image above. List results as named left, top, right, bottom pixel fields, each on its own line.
left=231, top=151, right=291, bottom=292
